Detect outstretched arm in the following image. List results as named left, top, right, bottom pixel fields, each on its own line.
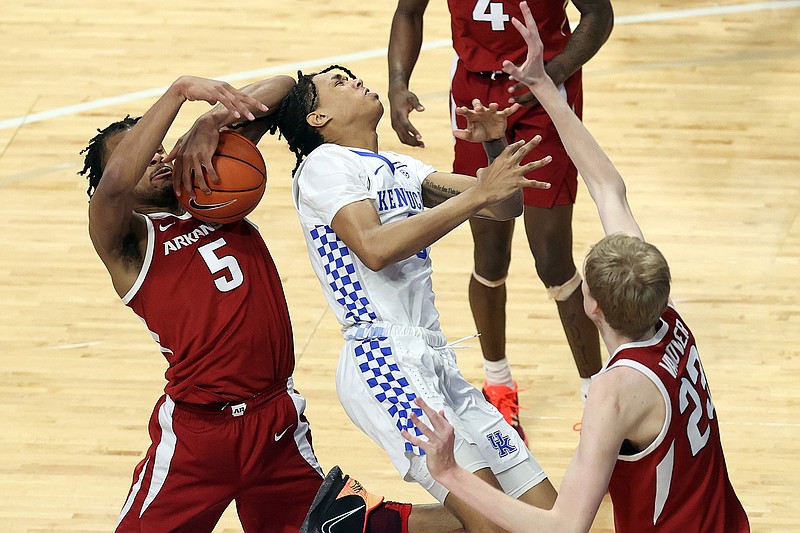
left=330, top=139, right=549, bottom=271
left=503, top=2, right=643, bottom=240
left=404, top=373, right=645, bottom=533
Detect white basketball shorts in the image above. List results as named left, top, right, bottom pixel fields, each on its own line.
left=335, top=322, right=548, bottom=503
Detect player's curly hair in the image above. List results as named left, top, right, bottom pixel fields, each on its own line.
left=78, top=115, right=141, bottom=198
left=258, top=65, right=357, bottom=176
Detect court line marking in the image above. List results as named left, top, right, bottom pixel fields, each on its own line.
left=1, top=0, right=798, bottom=131
left=46, top=341, right=103, bottom=350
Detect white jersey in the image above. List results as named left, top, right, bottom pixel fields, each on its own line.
left=292, top=143, right=440, bottom=332
left=293, top=144, right=547, bottom=503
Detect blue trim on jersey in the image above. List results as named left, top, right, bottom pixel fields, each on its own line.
left=309, top=225, right=377, bottom=324
left=354, top=337, right=425, bottom=455
left=349, top=149, right=396, bottom=175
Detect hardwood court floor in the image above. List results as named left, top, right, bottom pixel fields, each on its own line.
left=1, top=0, right=798, bottom=531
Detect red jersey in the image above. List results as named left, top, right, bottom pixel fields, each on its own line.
left=601, top=305, right=749, bottom=532
left=447, top=0, right=571, bottom=72
left=123, top=213, right=295, bottom=404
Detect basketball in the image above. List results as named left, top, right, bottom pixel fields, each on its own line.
left=179, top=130, right=267, bottom=224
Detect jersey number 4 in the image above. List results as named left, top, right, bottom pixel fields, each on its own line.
left=199, top=238, right=244, bottom=292
left=472, top=0, right=510, bottom=31
left=679, top=345, right=716, bottom=456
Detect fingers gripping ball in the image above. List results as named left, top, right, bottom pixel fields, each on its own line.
left=180, top=130, right=267, bottom=224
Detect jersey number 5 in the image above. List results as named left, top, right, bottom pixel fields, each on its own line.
left=472, top=0, right=510, bottom=31
left=678, top=345, right=716, bottom=456
left=199, top=238, right=244, bottom=292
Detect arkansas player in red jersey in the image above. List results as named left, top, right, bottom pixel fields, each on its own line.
left=81, top=72, right=480, bottom=533
left=79, top=75, right=331, bottom=532
left=403, top=4, right=749, bottom=532
left=389, top=0, right=614, bottom=445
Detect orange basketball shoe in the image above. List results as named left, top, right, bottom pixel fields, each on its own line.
left=482, top=381, right=528, bottom=447
left=300, top=466, right=384, bottom=533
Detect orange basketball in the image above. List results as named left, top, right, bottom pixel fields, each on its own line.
left=179, top=130, right=267, bottom=224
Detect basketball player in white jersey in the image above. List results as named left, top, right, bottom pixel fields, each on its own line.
left=257, top=63, right=561, bottom=531
left=404, top=4, right=749, bottom=532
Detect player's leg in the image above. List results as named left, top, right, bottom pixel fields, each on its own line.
left=467, top=216, right=528, bottom=443
left=170, top=503, right=230, bottom=533
left=513, top=71, right=601, bottom=403
left=436, top=343, right=556, bottom=531
left=300, top=337, right=460, bottom=533
left=524, top=203, right=602, bottom=396
left=329, top=331, right=539, bottom=532
left=451, top=64, right=527, bottom=443
left=236, top=386, right=325, bottom=533
left=407, top=503, right=464, bottom=532
left=300, top=466, right=463, bottom=533
left=495, top=452, right=557, bottom=510
left=468, top=216, right=513, bottom=368
left=114, top=396, right=235, bottom=533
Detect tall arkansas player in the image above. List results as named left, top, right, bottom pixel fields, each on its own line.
left=403, top=4, right=750, bottom=532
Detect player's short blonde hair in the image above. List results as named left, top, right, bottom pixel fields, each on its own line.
left=584, top=233, right=671, bottom=340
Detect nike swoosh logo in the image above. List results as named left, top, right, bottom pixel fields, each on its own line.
left=188, top=197, right=237, bottom=210
left=274, top=424, right=293, bottom=441
left=158, top=222, right=175, bottom=231
left=321, top=504, right=365, bottom=533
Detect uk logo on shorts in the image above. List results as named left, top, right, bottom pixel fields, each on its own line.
left=487, top=430, right=517, bottom=457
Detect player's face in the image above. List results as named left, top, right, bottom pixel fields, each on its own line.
left=103, top=131, right=177, bottom=208
left=137, top=147, right=177, bottom=204
left=312, top=71, right=383, bottom=124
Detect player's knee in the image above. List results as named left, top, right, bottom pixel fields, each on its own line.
left=473, top=244, right=511, bottom=280
left=471, top=271, right=507, bottom=288
left=545, top=270, right=582, bottom=302
left=533, top=249, right=575, bottom=287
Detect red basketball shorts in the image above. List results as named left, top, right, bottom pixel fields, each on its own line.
left=115, top=379, right=324, bottom=533
left=450, top=60, right=583, bottom=208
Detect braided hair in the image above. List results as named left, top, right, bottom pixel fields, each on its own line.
left=78, top=115, right=141, bottom=198
left=262, top=65, right=357, bottom=176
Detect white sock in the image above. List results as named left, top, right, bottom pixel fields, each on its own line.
left=484, top=358, right=514, bottom=388
left=581, top=377, right=592, bottom=405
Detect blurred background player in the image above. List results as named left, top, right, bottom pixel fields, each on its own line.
left=403, top=4, right=750, bottom=531
left=388, top=0, right=614, bottom=442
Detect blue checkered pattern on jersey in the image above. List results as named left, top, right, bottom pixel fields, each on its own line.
left=310, top=225, right=377, bottom=324
left=354, top=337, right=425, bottom=454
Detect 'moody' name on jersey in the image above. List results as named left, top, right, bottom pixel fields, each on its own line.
left=658, top=318, right=691, bottom=379
left=163, top=223, right=220, bottom=255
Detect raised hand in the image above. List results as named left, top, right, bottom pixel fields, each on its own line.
left=164, top=76, right=268, bottom=198
left=177, top=76, right=267, bottom=121
left=453, top=98, right=520, bottom=143
left=507, top=84, right=541, bottom=107
left=475, top=137, right=551, bottom=205
left=502, top=2, right=548, bottom=89
left=164, top=120, right=221, bottom=199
